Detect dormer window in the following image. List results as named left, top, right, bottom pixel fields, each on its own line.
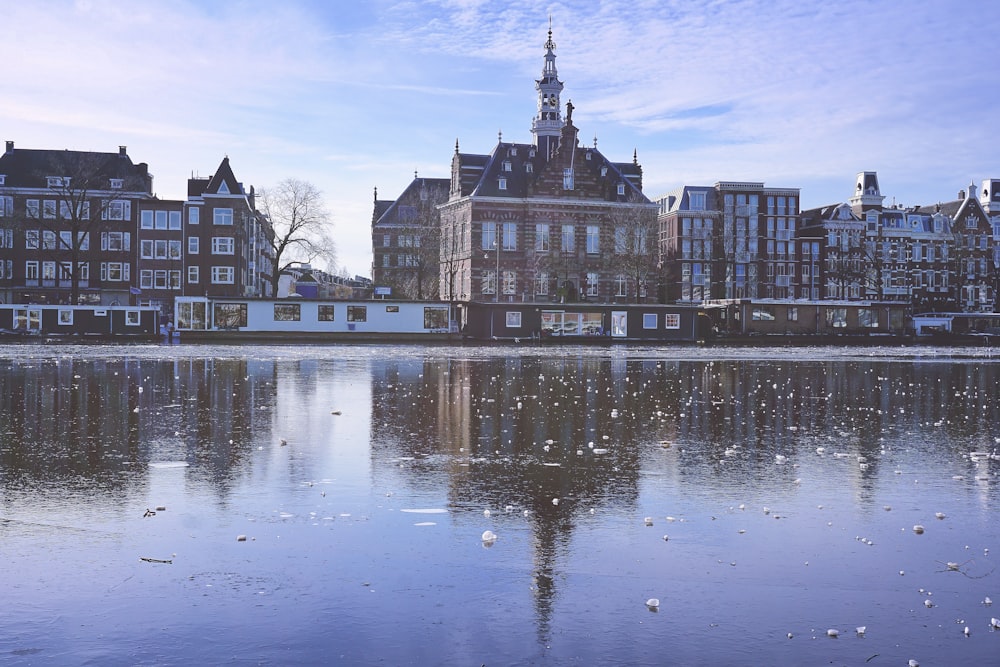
left=498, top=178, right=507, bottom=191
left=529, top=149, right=536, bottom=158
left=502, top=161, right=512, bottom=172
left=509, top=147, right=517, bottom=156
left=47, top=176, right=68, bottom=188
left=586, top=151, right=592, bottom=161
left=563, top=169, right=574, bottom=190
left=525, top=163, right=533, bottom=174
left=110, top=179, right=123, bottom=190
left=600, top=166, right=608, bottom=177
left=0, top=175, right=5, bottom=185
left=617, top=183, right=626, bottom=196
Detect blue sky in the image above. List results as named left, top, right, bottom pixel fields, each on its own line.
left=3, top=0, right=997, bottom=277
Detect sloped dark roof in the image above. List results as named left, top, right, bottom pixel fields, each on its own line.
left=203, top=157, right=244, bottom=196
left=374, top=177, right=449, bottom=227
left=0, top=145, right=152, bottom=192
left=454, top=129, right=649, bottom=204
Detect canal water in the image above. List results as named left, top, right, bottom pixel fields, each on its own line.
left=0, top=343, right=998, bottom=666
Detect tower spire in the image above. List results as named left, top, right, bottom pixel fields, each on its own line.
left=531, top=19, right=564, bottom=159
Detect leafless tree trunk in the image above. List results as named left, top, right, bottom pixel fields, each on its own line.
left=258, top=179, right=334, bottom=296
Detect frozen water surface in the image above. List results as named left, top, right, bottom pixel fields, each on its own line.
left=0, top=342, right=998, bottom=665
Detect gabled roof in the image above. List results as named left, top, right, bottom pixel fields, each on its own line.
left=453, top=124, right=649, bottom=204
left=373, top=177, right=449, bottom=227
left=0, top=144, right=152, bottom=192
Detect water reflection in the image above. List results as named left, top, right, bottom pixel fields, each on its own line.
left=0, top=346, right=997, bottom=665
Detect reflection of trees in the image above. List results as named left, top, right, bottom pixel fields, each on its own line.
left=0, top=358, right=277, bottom=498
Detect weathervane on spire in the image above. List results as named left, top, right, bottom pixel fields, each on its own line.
left=545, top=15, right=556, bottom=51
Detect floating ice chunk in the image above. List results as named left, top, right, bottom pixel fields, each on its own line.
left=991, top=617, right=1000, bottom=629
left=924, top=599, right=934, bottom=608
left=644, top=517, right=653, bottom=526
left=935, top=512, right=946, bottom=520
left=400, top=508, right=448, bottom=514
left=964, top=626, right=971, bottom=636
left=856, top=626, right=866, bottom=636
left=913, top=525, right=925, bottom=534
left=826, top=629, right=839, bottom=638
left=645, top=598, right=660, bottom=610
left=551, top=498, right=559, bottom=506
left=236, top=535, right=247, bottom=542
left=985, top=597, right=993, bottom=606
left=909, top=660, right=919, bottom=667
left=481, top=530, right=497, bottom=544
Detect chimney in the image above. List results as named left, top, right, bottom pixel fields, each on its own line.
left=119, top=145, right=127, bottom=158
left=958, top=190, right=965, bottom=200
left=5, top=140, right=12, bottom=154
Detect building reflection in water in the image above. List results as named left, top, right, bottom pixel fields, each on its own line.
left=368, top=353, right=1000, bottom=640
left=2, top=349, right=997, bottom=644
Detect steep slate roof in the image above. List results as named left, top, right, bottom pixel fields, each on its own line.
left=188, top=157, right=247, bottom=198
left=453, top=120, right=650, bottom=204
left=373, top=177, right=449, bottom=226
left=0, top=144, right=152, bottom=192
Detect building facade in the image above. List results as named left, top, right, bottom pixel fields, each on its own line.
left=437, top=28, right=657, bottom=305
left=372, top=176, right=449, bottom=300
left=657, top=181, right=801, bottom=302
left=0, top=143, right=273, bottom=314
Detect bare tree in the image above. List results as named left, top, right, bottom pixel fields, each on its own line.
left=258, top=179, right=334, bottom=296
left=607, top=196, right=659, bottom=302
left=439, top=208, right=465, bottom=302
left=394, top=181, right=448, bottom=300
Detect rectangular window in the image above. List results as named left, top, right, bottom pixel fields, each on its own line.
left=689, top=192, right=706, bottom=211
left=42, top=231, right=57, bottom=250
left=169, top=270, right=181, bottom=290
left=139, top=270, right=154, bottom=289
left=347, top=306, right=367, bottom=322
left=188, top=237, right=200, bottom=254
left=273, top=303, right=301, bottom=321
left=189, top=207, right=200, bottom=224
left=502, top=222, right=517, bottom=251
left=643, top=313, right=657, bottom=329
left=614, top=227, right=627, bottom=254
left=664, top=314, right=681, bottom=329
left=505, top=311, right=522, bottom=328
left=154, top=270, right=168, bottom=289
left=25, top=229, right=39, bottom=249
left=43, top=200, right=56, bottom=219
left=103, top=200, right=131, bottom=221
left=318, top=305, right=336, bottom=321
left=141, top=210, right=154, bottom=229
left=26, top=200, right=40, bottom=219
left=214, top=208, right=233, bottom=225
left=58, top=309, right=74, bottom=325
left=59, top=231, right=73, bottom=250
left=212, top=237, right=234, bottom=254
left=752, top=306, right=776, bottom=321
left=561, top=225, right=575, bottom=252
left=502, top=269, right=516, bottom=295
left=169, top=240, right=182, bottom=259
left=787, top=307, right=798, bottom=322
left=481, top=222, right=497, bottom=251
left=826, top=307, right=848, bottom=328
left=141, top=240, right=154, bottom=259
left=214, top=303, right=247, bottom=328
left=858, top=308, right=878, bottom=328
left=498, top=178, right=507, bottom=190
left=154, top=239, right=167, bottom=259
left=535, top=223, right=550, bottom=252
left=211, top=266, right=234, bottom=284
left=535, top=271, right=549, bottom=295
left=424, top=307, right=449, bottom=329
left=586, top=225, right=600, bottom=254
left=482, top=270, right=497, bottom=295
left=615, top=274, right=627, bottom=296
left=586, top=271, right=599, bottom=297
left=563, top=168, right=574, bottom=190
left=155, top=210, right=168, bottom=230
left=169, top=211, right=182, bottom=230
left=187, top=266, right=199, bottom=284
left=25, top=261, right=39, bottom=281
left=386, top=305, right=399, bottom=313
left=42, top=261, right=56, bottom=280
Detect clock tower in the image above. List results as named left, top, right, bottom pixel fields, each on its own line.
left=531, top=21, right=564, bottom=160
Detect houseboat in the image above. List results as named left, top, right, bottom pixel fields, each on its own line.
left=0, top=304, right=160, bottom=339
left=172, top=296, right=458, bottom=342
left=457, top=301, right=712, bottom=343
